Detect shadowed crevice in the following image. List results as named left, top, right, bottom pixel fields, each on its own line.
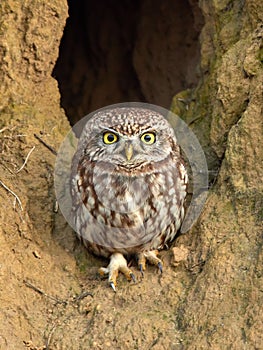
left=53, top=0, right=204, bottom=124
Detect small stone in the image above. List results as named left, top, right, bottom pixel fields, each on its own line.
left=32, top=250, right=41, bottom=259
left=172, top=245, right=189, bottom=266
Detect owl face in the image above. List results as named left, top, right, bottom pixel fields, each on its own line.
left=79, top=108, right=177, bottom=168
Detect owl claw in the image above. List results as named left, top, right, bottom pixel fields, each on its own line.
left=138, top=253, right=146, bottom=275
left=137, top=250, right=163, bottom=274
left=130, top=273, right=136, bottom=283
left=158, top=261, right=163, bottom=274
left=99, top=253, right=135, bottom=291
left=139, top=264, right=144, bottom=277
left=110, top=282, right=116, bottom=292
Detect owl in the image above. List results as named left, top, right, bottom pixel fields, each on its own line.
left=71, top=107, right=188, bottom=290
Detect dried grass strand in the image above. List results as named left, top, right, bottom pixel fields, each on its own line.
left=0, top=180, right=23, bottom=211
left=16, top=146, right=35, bottom=173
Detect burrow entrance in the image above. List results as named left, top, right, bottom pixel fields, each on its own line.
left=53, top=0, right=204, bottom=125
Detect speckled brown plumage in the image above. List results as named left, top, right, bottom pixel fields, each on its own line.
left=70, top=107, right=188, bottom=289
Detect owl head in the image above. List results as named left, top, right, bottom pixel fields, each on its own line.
left=78, top=107, right=179, bottom=168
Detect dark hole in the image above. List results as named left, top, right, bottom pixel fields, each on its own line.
left=53, top=0, right=204, bottom=125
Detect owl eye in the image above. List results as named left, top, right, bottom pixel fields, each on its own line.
left=103, top=132, right=119, bottom=144
left=140, top=132, right=156, bottom=145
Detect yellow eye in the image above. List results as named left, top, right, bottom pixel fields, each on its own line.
left=103, top=132, right=118, bottom=144
left=140, top=132, right=156, bottom=145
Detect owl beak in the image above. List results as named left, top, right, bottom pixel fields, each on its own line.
left=125, top=143, right=133, bottom=161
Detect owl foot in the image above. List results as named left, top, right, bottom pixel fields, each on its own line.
left=98, top=252, right=135, bottom=291
left=137, top=250, right=163, bottom=275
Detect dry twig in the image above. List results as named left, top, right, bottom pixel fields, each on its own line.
left=34, top=134, right=57, bottom=156
left=0, top=180, right=23, bottom=210
left=16, top=146, right=35, bottom=173
left=0, top=126, right=10, bottom=133
left=45, top=325, right=57, bottom=350
left=73, top=291, right=94, bottom=301
left=23, top=280, right=67, bottom=305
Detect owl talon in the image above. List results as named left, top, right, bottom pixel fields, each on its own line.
left=136, top=250, right=163, bottom=274
left=130, top=273, right=136, bottom=283
left=100, top=253, right=135, bottom=290
left=158, top=261, right=163, bottom=274
left=110, top=282, right=116, bottom=292
left=138, top=253, right=146, bottom=273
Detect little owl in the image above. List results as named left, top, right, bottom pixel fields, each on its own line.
left=71, top=107, right=188, bottom=290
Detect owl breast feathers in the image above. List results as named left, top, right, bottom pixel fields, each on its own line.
left=71, top=107, right=188, bottom=258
